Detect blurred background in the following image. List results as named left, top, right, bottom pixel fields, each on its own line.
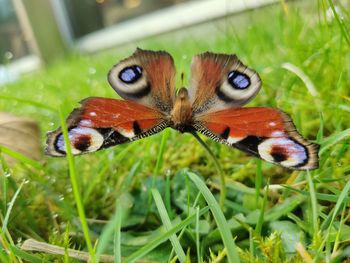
left=0, top=0, right=276, bottom=83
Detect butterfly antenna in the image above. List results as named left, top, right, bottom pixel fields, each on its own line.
left=181, top=72, right=185, bottom=88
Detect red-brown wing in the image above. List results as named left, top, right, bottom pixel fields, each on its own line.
left=46, top=97, right=168, bottom=156
left=194, top=107, right=319, bottom=170
left=108, top=48, right=176, bottom=113
left=189, top=52, right=261, bottom=114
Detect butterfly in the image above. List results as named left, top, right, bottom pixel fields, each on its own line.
left=46, top=48, right=319, bottom=170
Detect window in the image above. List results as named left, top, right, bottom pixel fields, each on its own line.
left=63, top=0, right=198, bottom=39
left=0, top=0, right=30, bottom=64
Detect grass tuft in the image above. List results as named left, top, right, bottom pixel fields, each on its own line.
left=187, top=171, right=240, bottom=263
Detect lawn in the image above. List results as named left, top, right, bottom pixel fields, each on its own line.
left=1, top=1, right=350, bottom=262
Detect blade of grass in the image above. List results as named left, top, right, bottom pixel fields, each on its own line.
left=0, top=94, right=56, bottom=111
left=327, top=0, right=350, bottom=46
left=8, top=245, right=46, bottom=263
left=148, top=129, right=170, bottom=213
left=255, top=180, right=269, bottom=236
left=314, top=174, right=350, bottom=261
left=125, top=206, right=209, bottom=263
left=191, top=132, right=226, bottom=209
left=168, top=191, right=202, bottom=262
left=90, top=139, right=141, bottom=189
left=316, top=112, right=324, bottom=144
left=0, top=146, right=43, bottom=170
left=282, top=185, right=350, bottom=203
left=59, top=107, right=95, bottom=262
left=255, top=159, right=263, bottom=207
left=119, top=161, right=142, bottom=194
left=249, top=228, right=254, bottom=262
left=306, top=171, right=319, bottom=234
left=2, top=180, right=24, bottom=232
left=196, top=206, right=201, bottom=263
left=95, top=193, right=130, bottom=262
left=282, top=62, right=319, bottom=97
left=63, top=224, right=70, bottom=263
left=187, top=171, right=240, bottom=263
left=319, top=128, right=350, bottom=156
left=82, top=163, right=110, bottom=204
left=0, top=226, right=18, bottom=263
left=153, top=128, right=170, bottom=176
left=332, top=205, right=346, bottom=254
left=94, top=207, right=120, bottom=262
left=114, top=202, right=122, bottom=263
left=0, top=250, right=10, bottom=263
left=0, top=152, right=9, bottom=218
left=152, top=188, right=186, bottom=263
left=165, top=171, right=172, bottom=218
left=328, top=177, right=350, bottom=225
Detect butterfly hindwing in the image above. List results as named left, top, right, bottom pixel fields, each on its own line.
left=46, top=97, right=168, bottom=156
left=108, top=48, right=176, bottom=113
left=194, top=107, right=319, bottom=170
left=189, top=52, right=261, bottom=114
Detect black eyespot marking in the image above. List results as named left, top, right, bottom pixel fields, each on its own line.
left=228, top=71, right=250, bottom=89
left=133, top=121, right=142, bottom=135
left=119, top=65, right=142, bottom=83
left=220, top=127, right=230, bottom=140
left=233, top=136, right=265, bottom=156
left=74, top=135, right=91, bottom=152
left=270, top=145, right=288, bottom=162
left=271, top=152, right=287, bottom=162
left=54, top=133, right=67, bottom=154
left=96, top=128, right=129, bottom=148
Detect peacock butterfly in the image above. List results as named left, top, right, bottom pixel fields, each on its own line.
left=46, top=49, right=319, bottom=170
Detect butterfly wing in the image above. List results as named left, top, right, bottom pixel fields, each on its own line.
left=189, top=52, right=261, bottom=114
left=194, top=107, right=319, bottom=170
left=108, top=48, right=176, bottom=113
left=46, top=97, right=168, bottom=156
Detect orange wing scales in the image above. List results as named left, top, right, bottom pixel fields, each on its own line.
left=199, top=107, right=287, bottom=139
left=46, top=98, right=168, bottom=156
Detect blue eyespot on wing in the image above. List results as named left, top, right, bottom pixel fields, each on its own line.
left=118, top=65, right=142, bottom=83
left=228, top=71, right=250, bottom=90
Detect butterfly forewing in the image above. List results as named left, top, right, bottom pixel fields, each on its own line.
left=194, top=107, right=319, bottom=170
left=108, top=48, right=176, bottom=113
left=189, top=52, right=261, bottom=114
left=46, top=97, right=168, bottom=156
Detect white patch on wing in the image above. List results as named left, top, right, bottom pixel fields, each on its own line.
left=227, top=136, right=245, bottom=144
left=89, top=112, right=97, bottom=116
left=56, top=127, right=104, bottom=154
left=112, top=113, right=120, bottom=119
left=258, top=137, right=307, bottom=167
left=79, top=119, right=93, bottom=127
left=85, top=128, right=104, bottom=152
left=117, top=129, right=135, bottom=138
left=271, top=131, right=285, bottom=137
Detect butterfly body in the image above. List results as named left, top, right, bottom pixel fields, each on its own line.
left=170, top=88, right=194, bottom=133
left=46, top=48, right=319, bottom=170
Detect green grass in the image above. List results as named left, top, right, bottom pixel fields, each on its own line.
left=1, top=0, right=350, bottom=262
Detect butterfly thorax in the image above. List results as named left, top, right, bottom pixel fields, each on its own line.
left=170, top=87, right=193, bottom=133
